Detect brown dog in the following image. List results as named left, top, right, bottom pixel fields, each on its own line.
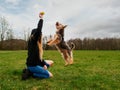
left=47, top=22, right=75, bottom=66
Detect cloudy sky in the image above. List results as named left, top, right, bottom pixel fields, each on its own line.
left=0, top=0, right=120, bottom=40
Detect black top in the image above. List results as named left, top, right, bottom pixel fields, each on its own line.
left=26, top=19, right=46, bottom=67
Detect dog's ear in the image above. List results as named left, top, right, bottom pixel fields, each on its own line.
left=56, top=22, right=59, bottom=26
left=63, top=25, right=67, bottom=28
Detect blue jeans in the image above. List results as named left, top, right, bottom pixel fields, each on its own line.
left=28, top=65, right=50, bottom=78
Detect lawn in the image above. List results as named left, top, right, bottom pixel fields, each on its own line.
left=0, top=50, right=120, bottom=90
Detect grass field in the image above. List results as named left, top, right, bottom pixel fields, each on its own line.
left=0, top=50, right=120, bottom=90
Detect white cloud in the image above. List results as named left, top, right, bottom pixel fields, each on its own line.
left=5, top=0, right=20, bottom=5
left=0, top=0, right=120, bottom=40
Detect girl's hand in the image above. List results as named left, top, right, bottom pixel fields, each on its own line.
left=39, top=12, right=45, bottom=18
left=43, top=65, right=47, bottom=70
left=39, top=14, right=43, bottom=18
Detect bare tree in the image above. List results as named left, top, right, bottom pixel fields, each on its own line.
left=6, top=28, right=14, bottom=40
left=0, top=16, right=9, bottom=41
left=23, top=27, right=30, bottom=41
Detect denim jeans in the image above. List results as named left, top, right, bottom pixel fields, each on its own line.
left=28, top=65, right=50, bottom=78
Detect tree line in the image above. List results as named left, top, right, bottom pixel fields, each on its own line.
left=42, top=36, right=120, bottom=50
left=0, top=16, right=120, bottom=50
left=67, top=38, right=120, bottom=50
left=0, top=37, right=120, bottom=50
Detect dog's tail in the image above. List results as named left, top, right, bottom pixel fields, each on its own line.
left=70, top=42, right=75, bottom=50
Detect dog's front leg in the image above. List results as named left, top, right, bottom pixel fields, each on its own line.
left=47, top=39, right=53, bottom=45
left=47, top=35, right=59, bottom=46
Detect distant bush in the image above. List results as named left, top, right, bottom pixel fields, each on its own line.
left=0, top=39, right=27, bottom=50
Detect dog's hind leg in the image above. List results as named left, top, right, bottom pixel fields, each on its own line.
left=62, top=52, right=69, bottom=66
left=69, top=51, right=73, bottom=65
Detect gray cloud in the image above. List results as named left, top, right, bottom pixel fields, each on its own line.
left=64, top=0, right=120, bottom=39
left=0, top=0, right=120, bottom=39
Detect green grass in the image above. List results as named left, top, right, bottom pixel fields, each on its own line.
left=0, top=50, right=120, bottom=90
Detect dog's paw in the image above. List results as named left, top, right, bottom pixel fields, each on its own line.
left=69, top=62, right=73, bottom=65
left=64, top=63, right=69, bottom=66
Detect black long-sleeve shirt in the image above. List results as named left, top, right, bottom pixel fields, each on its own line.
left=26, top=19, right=46, bottom=67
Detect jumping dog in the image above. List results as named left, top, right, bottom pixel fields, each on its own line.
left=47, top=22, right=75, bottom=66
